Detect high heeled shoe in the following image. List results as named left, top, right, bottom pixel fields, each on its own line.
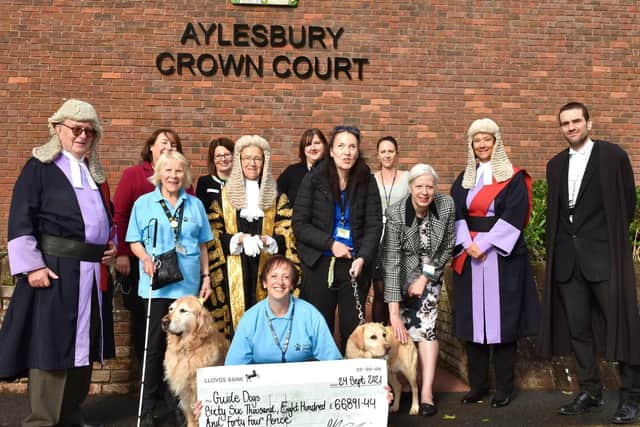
left=419, top=402, right=437, bottom=417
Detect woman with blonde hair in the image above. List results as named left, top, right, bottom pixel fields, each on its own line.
left=126, top=150, right=213, bottom=425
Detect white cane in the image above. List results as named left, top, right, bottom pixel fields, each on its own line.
left=137, top=218, right=158, bottom=427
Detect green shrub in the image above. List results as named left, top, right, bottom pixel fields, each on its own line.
left=524, top=182, right=640, bottom=262
left=524, top=180, right=547, bottom=263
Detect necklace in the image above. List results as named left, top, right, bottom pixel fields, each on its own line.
left=380, top=169, right=397, bottom=211
left=265, top=301, right=295, bottom=363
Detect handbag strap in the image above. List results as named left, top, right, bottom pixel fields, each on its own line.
left=158, top=200, right=185, bottom=241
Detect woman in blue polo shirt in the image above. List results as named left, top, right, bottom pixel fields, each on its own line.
left=225, top=255, right=341, bottom=364
left=126, top=150, right=213, bottom=424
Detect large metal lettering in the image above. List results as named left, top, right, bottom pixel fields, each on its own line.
left=156, top=22, right=368, bottom=80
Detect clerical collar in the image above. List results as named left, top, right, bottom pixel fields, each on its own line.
left=61, top=150, right=97, bottom=190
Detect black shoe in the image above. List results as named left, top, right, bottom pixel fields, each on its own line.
left=491, top=395, right=512, bottom=408
left=67, top=423, right=104, bottom=427
left=139, top=411, right=155, bottom=427
left=419, top=403, right=437, bottom=417
left=558, top=391, right=604, bottom=415
left=461, top=389, right=488, bottom=404
left=175, top=407, right=187, bottom=427
left=611, top=400, right=640, bottom=424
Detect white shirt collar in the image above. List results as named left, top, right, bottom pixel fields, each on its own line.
left=61, top=150, right=97, bottom=190
left=569, top=138, right=594, bottom=157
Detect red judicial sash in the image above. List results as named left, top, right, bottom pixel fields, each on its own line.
left=452, top=167, right=531, bottom=275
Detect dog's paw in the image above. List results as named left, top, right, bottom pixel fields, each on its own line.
left=390, top=403, right=400, bottom=413
left=409, top=404, right=419, bottom=416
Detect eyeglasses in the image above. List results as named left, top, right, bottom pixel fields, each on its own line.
left=334, top=125, right=360, bottom=136
left=241, top=156, right=264, bottom=164
left=58, top=123, right=96, bottom=138
left=214, top=153, right=232, bottom=160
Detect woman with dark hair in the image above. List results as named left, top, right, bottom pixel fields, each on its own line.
left=293, top=126, right=382, bottom=351
left=196, top=136, right=234, bottom=213
left=113, top=128, right=184, bottom=363
left=225, top=255, right=341, bottom=365
left=371, top=136, right=409, bottom=324
left=277, top=128, right=328, bottom=205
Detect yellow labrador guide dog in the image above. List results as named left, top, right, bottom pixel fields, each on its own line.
left=346, top=322, right=420, bottom=415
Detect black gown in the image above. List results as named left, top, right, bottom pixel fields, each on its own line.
left=0, top=158, right=114, bottom=380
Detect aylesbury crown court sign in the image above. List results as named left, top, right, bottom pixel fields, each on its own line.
left=155, top=23, right=370, bottom=81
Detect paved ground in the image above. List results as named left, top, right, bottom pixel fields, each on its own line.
left=0, top=389, right=636, bottom=426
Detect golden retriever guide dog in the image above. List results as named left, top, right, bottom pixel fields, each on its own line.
left=346, top=322, right=419, bottom=415
left=162, top=296, right=229, bottom=427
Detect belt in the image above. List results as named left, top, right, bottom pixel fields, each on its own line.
left=39, top=235, right=106, bottom=262
left=465, top=216, right=498, bottom=233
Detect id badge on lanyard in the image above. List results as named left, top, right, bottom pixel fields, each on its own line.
left=336, top=226, right=351, bottom=240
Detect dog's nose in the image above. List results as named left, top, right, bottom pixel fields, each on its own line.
left=161, top=316, right=170, bottom=331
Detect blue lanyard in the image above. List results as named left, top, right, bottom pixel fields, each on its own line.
left=264, top=301, right=295, bottom=363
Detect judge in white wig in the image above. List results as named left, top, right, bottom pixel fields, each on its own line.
left=207, top=135, right=299, bottom=338
left=450, top=118, right=539, bottom=408
left=0, top=99, right=116, bottom=426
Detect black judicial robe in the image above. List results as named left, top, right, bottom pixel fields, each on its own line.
left=207, top=188, right=299, bottom=339
left=538, top=140, right=640, bottom=364
left=0, top=158, right=114, bottom=380
left=450, top=170, right=539, bottom=343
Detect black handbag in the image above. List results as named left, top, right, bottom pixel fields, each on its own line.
left=151, top=200, right=185, bottom=289
left=152, top=248, right=183, bottom=289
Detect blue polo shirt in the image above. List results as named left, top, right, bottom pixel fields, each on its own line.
left=125, top=186, right=213, bottom=299
left=225, top=296, right=342, bottom=365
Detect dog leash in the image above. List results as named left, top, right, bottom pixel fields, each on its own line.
left=351, top=274, right=365, bottom=325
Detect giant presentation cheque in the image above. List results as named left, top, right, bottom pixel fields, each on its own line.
left=197, top=359, right=388, bottom=427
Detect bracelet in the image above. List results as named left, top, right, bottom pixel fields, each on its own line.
left=201, top=274, right=209, bottom=279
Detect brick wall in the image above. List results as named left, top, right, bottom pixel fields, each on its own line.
left=1, top=1, right=639, bottom=393
left=1, top=1, right=640, bottom=241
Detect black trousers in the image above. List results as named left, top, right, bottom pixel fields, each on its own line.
left=466, top=341, right=517, bottom=396
left=118, top=256, right=146, bottom=365
left=301, top=256, right=370, bottom=352
left=557, top=274, right=640, bottom=399
left=141, top=298, right=174, bottom=413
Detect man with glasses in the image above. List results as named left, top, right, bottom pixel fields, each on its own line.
left=0, top=99, right=115, bottom=427
left=206, top=135, right=299, bottom=339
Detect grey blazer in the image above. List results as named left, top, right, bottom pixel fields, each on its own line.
left=382, top=193, right=455, bottom=303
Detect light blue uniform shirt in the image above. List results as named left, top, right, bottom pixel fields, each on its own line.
left=125, top=186, right=213, bottom=299
left=225, top=296, right=342, bottom=365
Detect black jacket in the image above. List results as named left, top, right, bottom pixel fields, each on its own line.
left=292, top=160, right=382, bottom=270
left=538, top=140, right=640, bottom=364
